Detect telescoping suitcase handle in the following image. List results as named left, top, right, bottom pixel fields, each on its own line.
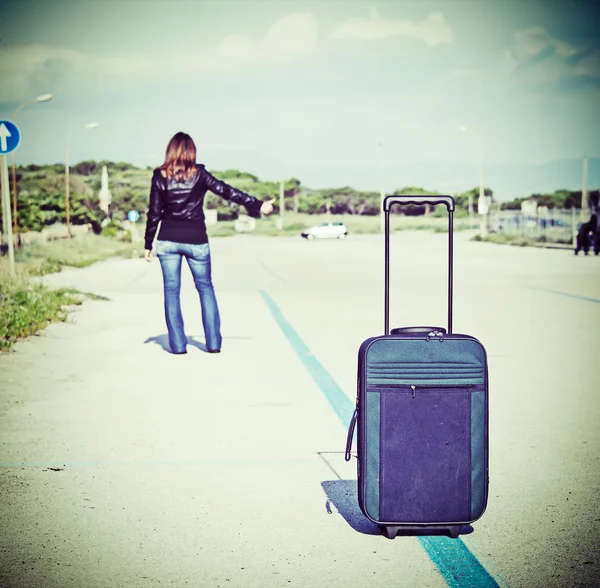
left=384, top=195, right=455, bottom=336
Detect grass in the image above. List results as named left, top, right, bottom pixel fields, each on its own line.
left=0, top=233, right=139, bottom=352
left=0, top=266, right=92, bottom=352
left=13, top=232, right=143, bottom=276
left=472, top=232, right=574, bottom=248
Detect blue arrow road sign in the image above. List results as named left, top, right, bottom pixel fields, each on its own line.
left=127, top=210, right=140, bottom=223
left=0, top=121, right=21, bottom=154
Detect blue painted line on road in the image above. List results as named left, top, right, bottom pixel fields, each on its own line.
left=260, top=289, right=500, bottom=588
left=529, top=287, right=600, bottom=304
left=259, top=290, right=353, bottom=426
left=419, top=536, right=499, bottom=588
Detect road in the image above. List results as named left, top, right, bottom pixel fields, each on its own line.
left=1, top=231, right=599, bottom=588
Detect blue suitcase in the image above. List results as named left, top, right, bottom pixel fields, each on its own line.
left=345, top=195, right=489, bottom=539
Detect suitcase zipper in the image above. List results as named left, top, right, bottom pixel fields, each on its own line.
left=367, top=383, right=480, bottom=398
left=426, top=331, right=445, bottom=341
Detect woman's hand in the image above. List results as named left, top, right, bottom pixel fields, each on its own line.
left=261, top=198, right=275, bottom=216
left=144, top=249, right=153, bottom=262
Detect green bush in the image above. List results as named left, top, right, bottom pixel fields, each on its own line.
left=12, top=233, right=142, bottom=275
left=0, top=269, right=83, bottom=351
left=101, top=221, right=120, bottom=238
left=119, top=229, right=134, bottom=243
left=471, top=233, right=567, bottom=248
left=0, top=234, right=141, bottom=351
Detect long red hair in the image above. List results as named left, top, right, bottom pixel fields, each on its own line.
left=160, top=132, right=197, bottom=182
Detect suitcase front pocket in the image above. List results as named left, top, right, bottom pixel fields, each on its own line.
left=365, top=384, right=484, bottom=524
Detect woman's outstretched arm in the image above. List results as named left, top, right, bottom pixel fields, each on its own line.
left=202, top=167, right=268, bottom=218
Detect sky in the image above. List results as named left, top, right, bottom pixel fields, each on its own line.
left=0, top=0, right=599, bottom=197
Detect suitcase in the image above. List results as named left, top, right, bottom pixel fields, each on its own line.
left=345, top=194, right=489, bottom=539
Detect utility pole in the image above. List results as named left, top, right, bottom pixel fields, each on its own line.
left=65, top=141, right=71, bottom=238
left=65, top=122, right=99, bottom=238
left=1, top=154, right=15, bottom=275
left=379, top=142, right=384, bottom=233
left=10, top=93, right=53, bottom=248
left=468, top=192, right=473, bottom=229
left=278, top=179, right=284, bottom=229
left=0, top=119, right=20, bottom=276
left=476, top=131, right=489, bottom=238
left=11, top=154, right=19, bottom=247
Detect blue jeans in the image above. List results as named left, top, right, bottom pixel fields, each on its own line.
left=155, top=240, right=222, bottom=353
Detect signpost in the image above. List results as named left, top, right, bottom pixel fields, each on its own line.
left=127, top=210, right=141, bottom=243
left=0, top=120, right=21, bottom=275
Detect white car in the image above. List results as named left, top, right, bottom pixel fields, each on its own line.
left=301, top=222, right=348, bottom=240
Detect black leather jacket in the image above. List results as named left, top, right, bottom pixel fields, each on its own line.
left=144, top=165, right=264, bottom=249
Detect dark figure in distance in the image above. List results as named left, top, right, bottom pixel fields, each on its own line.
left=574, top=213, right=599, bottom=256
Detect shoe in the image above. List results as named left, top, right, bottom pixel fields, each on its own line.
left=172, top=350, right=187, bottom=355
left=207, top=349, right=221, bottom=354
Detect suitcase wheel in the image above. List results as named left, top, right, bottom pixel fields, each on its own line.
left=379, top=525, right=461, bottom=539
left=380, top=526, right=399, bottom=540
left=447, top=526, right=460, bottom=539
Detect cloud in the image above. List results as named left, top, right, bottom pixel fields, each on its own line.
left=512, top=27, right=576, bottom=62
left=260, top=12, right=319, bottom=58
left=571, top=47, right=600, bottom=78
left=331, top=7, right=453, bottom=46
left=0, top=12, right=319, bottom=103
left=0, top=45, right=80, bottom=102
left=505, top=26, right=600, bottom=90
left=0, top=44, right=207, bottom=103
left=218, top=12, right=319, bottom=64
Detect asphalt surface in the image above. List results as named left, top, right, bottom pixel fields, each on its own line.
left=1, top=231, right=599, bottom=588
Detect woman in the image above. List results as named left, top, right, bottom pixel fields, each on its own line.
left=144, top=132, right=274, bottom=354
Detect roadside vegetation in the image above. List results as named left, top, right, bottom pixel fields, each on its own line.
left=13, top=232, right=142, bottom=275
left=0, top=268, right=88, bottom=352
left=0, top=159, right=595, bottom=351
left=8, top=161, right=595, bottom=233
left=5, top=160, right=595, bottom=248
left=472, top=233, right=573, bottom=248
left=7, top=161, right=486, bottom=233
left=0, top=234, right=137, bottom=352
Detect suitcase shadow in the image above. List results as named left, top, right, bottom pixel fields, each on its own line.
left=321, top=480, right=380, bottom=535
left=321, top=480, right=474, bottom=538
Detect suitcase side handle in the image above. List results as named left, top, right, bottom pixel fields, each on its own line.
left=384, top=194, right=454, bottom=336
left=345, top=409, right=357, bottom=462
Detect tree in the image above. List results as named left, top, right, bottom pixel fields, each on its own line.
left=389, top=186, right=448, bottom=215
left=298, top=192, right=328, bottom=214
left=213, top=169, right=259, bottom=182
left=72, top=160, right=98, bottom=176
